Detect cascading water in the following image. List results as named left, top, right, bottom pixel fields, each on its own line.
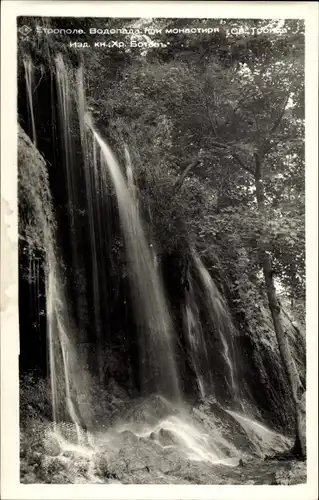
left=76, top=65, right=104, bottom=380
left=183, top=272, right=212, bottom=400
left=124, top=145, right=134, bottom=189
left=55, top=55, right=84, bottom=329
left=46, top=246, right=87, bottom=439
left=76, top=61, right=180, bottom=400
left=21, top=56, right=91, bottom=439
left=20, top=55, right=291, bottom=481
left=86, top=117, right=181, bottom=401
left=225, top=410, right=291, bottom=456
left=23, top=56, right=37, bottom=147
left=193, top=253, right=239, bottom=401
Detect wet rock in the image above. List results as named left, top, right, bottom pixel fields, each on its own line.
left=27, top=452, right=42, bottom=467
left=32, top=442, right=45, bottom=453
left=42, top=456, right=65, bottom=476
left=72, top=457, right=90, bottom=476
left=119, top=429, right=140, bottom=446
left=61, top=450, right=74, bottom=458
left=107, top=378, right=129, bottom=401
left=193, top=403, right=258, bottom=456
left=18, top=125, right=55, bottom=252
left=43, top=439, right=61, bottom=457
left=124, top=395, right=173, bottom=425
left=94, top=452, right=112, bottom=478
left=158, top=428, right=179, bottom=446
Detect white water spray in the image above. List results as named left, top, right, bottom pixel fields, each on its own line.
left=225, top=409, right=290, bottom=455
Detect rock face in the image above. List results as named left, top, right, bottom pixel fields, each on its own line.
left=234, top=301, right=306, bottom=435
left=18, top=124, right=54, bottom=252
left=18, top=125, right=54, bottom=375
left=18, top=125, right=306, bottom=440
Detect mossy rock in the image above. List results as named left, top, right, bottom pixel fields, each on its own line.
left=18, top=124, right=55, bottom=254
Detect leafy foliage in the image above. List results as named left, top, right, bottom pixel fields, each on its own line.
left=88, top=20, right=304, bottom=301
left=18, top=15, right=305, bottom=314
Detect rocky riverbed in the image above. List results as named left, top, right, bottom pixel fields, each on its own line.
left=20, top=396, right=306, bottom=485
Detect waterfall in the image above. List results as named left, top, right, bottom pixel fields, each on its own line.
left=124, top=145, right=134, bottom=189
left=19, top=55, right=295, bottom=481
left=23, top=52, right=238, bottom=417
left=85, top=119, right=181, bottom=402
left=21, top=56, right=91, bottom=436
left=192, top=254, right=239, bottom=403
left=23, top=53, right=240, bottom=420
left=46, top=245, right=86, bottom=438
left=23, top=56, right=37, bottom=147
left=183, top=271, right=212, bottom=400
left=54, top=55, right=84, bottom=327
left=76, top=65, right=104, bottom=380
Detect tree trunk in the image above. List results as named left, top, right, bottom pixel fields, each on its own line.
left=254, top=153, right=306, bottom=459
left=173, top=159, right=200, bottom=193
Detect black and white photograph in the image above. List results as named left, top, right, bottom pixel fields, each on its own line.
left=1, top=2, right=318, bottom=496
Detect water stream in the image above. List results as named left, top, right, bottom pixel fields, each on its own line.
left=193, top=254, right=239, bottom=400
left=183, top=270, right=211, bottom=400
left=76, top=65, right=104, bottom=380
left=88, top=121, right=181, bottom=401
left=23, top=56, right=37, bottom=147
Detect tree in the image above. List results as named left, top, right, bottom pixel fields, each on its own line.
left=197, top=20, right=306, bottom=456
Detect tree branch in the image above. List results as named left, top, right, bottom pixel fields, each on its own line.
left=173, top=158, right=201, bottom=193
left=232, top=152, right=255, bottom=175
left=211, top=141, right=255, bottom=175
left=250, top=108, right=260, bottom=134
left=262, top=83, right=294, bottom=156
left=232, top=90, right=258, bottom=114
left=204, top=92, right=218, bottom=137
left=211, top=141, right=228, bottom=149
left=254, top=152, right=261, bottom=179
left=269, top=91, right=292, bottom=135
